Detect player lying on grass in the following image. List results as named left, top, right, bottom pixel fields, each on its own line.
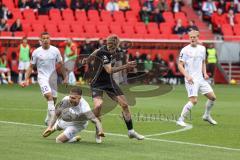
left=176, top=30, right=217, bottom=127
left=42, top=87, right=104, bottom=143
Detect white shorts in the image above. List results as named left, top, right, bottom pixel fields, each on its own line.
left=0, top=67, right=9, bottom=73
left=38, top=77, right=57, bottom=97
left=185, top=80, right=213, bottom=97
left=55, top=119, right=88, bottom=139
left=18, top=61, right=30, bottom=70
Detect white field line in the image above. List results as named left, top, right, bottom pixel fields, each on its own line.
left=144, top=125, right=193, bottom=137
left=0, top=108, right=192, bottom=136
left=0, top=120, right=239, bottom=152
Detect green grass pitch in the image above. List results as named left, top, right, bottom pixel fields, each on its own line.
left=0, top=84, right=239, bottom=160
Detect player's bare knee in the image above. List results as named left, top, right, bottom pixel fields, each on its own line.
left=120, top=102, right=129, bottom=110
left=190, top=99, right=198, bottom=105
left=44, top=94, right=53, bottom=101
left=209, top=95, right=216, bottom=101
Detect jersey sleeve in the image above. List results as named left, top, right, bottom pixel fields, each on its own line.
left=81, top=98, right=91, bottom=113
left=31, top=51, right=37, bottom=65
left=179, top=48, right=187, bottom=62
left=56, top=48, right=63, bottom=63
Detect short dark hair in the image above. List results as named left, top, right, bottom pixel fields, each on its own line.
left=22, top=36, right=27, bottom=40
left=70, top=87, right=82, bottom=95
left=40, top=32, right=50, bottom=37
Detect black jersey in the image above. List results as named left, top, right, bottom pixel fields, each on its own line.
left=91, top=46, right=116, bottom=87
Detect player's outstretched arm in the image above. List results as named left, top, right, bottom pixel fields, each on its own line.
left=104, top=61, right=136, bottom=74
left=87, top=112, right=105, bottom=137
left=42, top=101, right=63, bottom=137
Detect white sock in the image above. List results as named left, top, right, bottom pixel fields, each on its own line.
left=68, top=136, right=78, bottom=143
left=56, top=138, right=63, bottom=143
left=204, top=99, right=214, bottom=116
left=128, top=129, right=134, bottom=134
left=8, top=74, right=11, bottom=82
left=179, top=101, right=194, bottom=121
left=1, top=73, right=6, bottom=79
left=19, top=73, right=23, bottom=83
left=47, top=101, right=55, bottom=124
left=31, top=77, right=35, bottom=83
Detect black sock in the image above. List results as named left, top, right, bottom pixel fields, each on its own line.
left=122, top=112, right=133, bottom=130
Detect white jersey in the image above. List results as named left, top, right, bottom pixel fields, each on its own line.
left=31, top=45, right=62, bottom=80
left=58, top=96, right=91, bottom=127
left=179, top=44, right=206, bottom=82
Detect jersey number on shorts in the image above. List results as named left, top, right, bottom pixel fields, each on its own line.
left=41, top=86, right=49, bottom=93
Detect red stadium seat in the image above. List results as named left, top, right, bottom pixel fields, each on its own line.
left=75, top=10, right=88, bottom=22
left=27, top=32, right=39, bottom=37
left=147, top=23, right=160, bottom=34
left=45, top=24, right=59, bottom=33
left=11, top=9, right=24, bottom=20
left=88, top=10, right=101, bottom=22
left=97, top=25, right=110, bottom=34
left=71, top=24, right=85, bottom=34
left=109, top=25, right=123, bottom=34
left=221, top=24, right=233, bottom=36
left=23, top=9, right=37, bottom=21
left=113, top=11, right=125, bottom=22
left=235, top=13, right=240, bottom=24
left=2, top=0, right=15, bottom=9
left=37, top=15, right=50, bottom=25
left=84, top=24, right=97, bottom=34
left=163, top=12, right=175, bottom=24
left=58, top=24, right=72, bottom=33
left=122, top=25, right=135, bottom=34
left=125, top=11, right=138, bottom=22
left=174, top=12, right=187, bottom=21
left=101, top=11, right=113, bottom=22
left=13, top=31, right=26, bottom=37
left=1, top=31, right=12, bottom=37
left=160, top=23, right=173, bottom=34
left=135, top=23, right=148, bottom=34
left=32, top=24, right=45, bottom=33
left=49, top=9, right=62, bottom=21
left=233, top=25, right=240, bottom=35
left=22, top=23, right=32, bottom=33
left=62, top=9, right=75, bottom=22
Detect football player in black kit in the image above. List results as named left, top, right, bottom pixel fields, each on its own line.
left=83, top=35, right=144, bottom=143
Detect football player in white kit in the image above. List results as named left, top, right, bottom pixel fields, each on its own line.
left=176, top=30, right=217, bottom=127
left=22, top=32, right=68, bottom=126
left=42, top=87, right=104, bottom=143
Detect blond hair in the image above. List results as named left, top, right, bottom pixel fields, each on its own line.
left=188, top=30, right=199, bottom=37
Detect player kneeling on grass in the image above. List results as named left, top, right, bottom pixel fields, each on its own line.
left=176, top=30, right=217, bottom=127
left=42, top=87, right=104, bottom=143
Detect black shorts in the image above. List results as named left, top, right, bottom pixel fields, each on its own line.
left=91, top=82, right=124, bottom=98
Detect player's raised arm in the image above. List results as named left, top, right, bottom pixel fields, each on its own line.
left=104, top=61, right=136, bottom=74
